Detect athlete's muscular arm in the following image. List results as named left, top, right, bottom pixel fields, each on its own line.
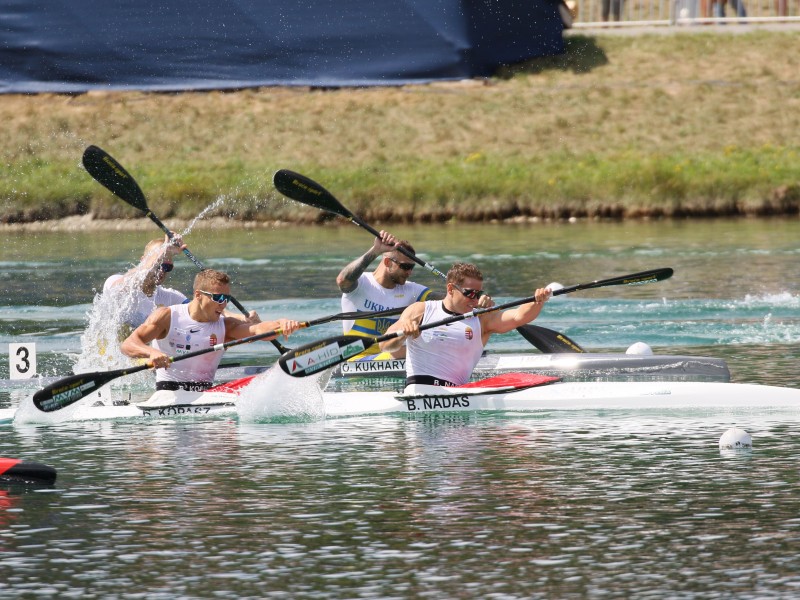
left=120, top=306, right=172, bottom=368
left=379, top=302, right=425, bottom=353
left=336, top=230, right=398, bottom=293
left=223, top=316, right=302, bottom=344
left=480, top=287, right=551, bottom=344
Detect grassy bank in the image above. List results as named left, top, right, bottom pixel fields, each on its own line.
left=1, top=30, right=799, bottom=225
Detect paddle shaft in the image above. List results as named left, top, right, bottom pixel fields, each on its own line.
left=273, top=169, right=585, bottom=352
left=33, top=326, right=291, bottom=412
left=279, top=295, right=540, bottom=378
left=273, top=169, right=447, bottom=278
left=279, top=267, right=672, bottom=377
left=82, top=145, right=277, bottom=344
left=31, top=305, right=408, bottom=413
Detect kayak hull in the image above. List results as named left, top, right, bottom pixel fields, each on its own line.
left=5, top=378, right=800, bottom=423
left=331, top=352, right=731, bottom=381
left=323, top=381, right=800, bottom=417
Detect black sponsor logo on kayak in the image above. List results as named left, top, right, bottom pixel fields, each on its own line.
left=405, top=395, right=470, bottom=411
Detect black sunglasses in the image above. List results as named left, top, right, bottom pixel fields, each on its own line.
left=199, top=290, right=231, bottom=304
left=160, top=262, right=174, bottom=273
left=460, top=288, right=485, bottom=300
left=388, top=257, right=415, bottom=271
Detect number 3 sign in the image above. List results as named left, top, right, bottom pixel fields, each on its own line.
left=9, top=343, right=36, bottom=380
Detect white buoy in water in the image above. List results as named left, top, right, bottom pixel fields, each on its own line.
left=547, top=282, right=564, bottom=296
left=626, top=341, right=653, bottom=356
left=719, top=427, right=752, bottom=450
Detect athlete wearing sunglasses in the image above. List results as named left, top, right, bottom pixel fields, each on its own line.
left=121, top=268, right=302, bottom=392
left=198, top=290, right=232, bottom=304
left=337, top=230, right=445, bottom=357
left=380, top=261, right=552, bottom=390
left=387, top=257, right=416, bottom=271
left=101, top=234, right=188, bottom=331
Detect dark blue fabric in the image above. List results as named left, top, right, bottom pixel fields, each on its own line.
left=0, top=0, right=564, bottom=93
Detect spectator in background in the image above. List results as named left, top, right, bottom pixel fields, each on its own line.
left=708, top=0, right=747, bottom=19
left=602, top=0, right=623, bottom=21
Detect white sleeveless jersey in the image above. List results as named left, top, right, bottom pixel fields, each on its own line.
left=406, top=301, right=484, bottom=386
left=103, top=274, right=187, bottom=328
left=152, top=304, right=226, bottom=385
left=341, top=272, right=432, bottom=337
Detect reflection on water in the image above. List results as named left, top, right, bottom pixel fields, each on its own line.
left=2, top=219, right=800, bottom=596
left=3, top=415, right=800, bottom=596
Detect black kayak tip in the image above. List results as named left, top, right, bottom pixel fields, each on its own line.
left=0, top=458, right=57, bottom=485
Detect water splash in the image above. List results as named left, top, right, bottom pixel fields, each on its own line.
left=71, top=243, right=171, bottom=389
left=237, top=367, right=329, bottom=423
left=180, top=197, right=226, bottom=235
left=13, top=391, right=91, bottom=425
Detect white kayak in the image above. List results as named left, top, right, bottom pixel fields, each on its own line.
left=5, top=372, right=800, bottom=424
left=323, top=376, right=800, bottom=416
left=331, top=352, right=731, bottom=381
left=3, top=376, right=250, bottom=424
left=0, top=351, right=730, bottom=399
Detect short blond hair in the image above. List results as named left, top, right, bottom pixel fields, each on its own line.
left=194, top=269, right=230, bottom=291
left=142, top=238, right=167, bottom=259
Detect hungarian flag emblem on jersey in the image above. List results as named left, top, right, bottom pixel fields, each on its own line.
left=464, top=327, right=473, bottom=340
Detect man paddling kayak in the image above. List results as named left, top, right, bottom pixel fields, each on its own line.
left=120, top=269, right=301, bottom=391
left=337, top=230, right=444, bottom=356
left=379, top=262, right=552, bottom=389
left=103, top=235, right=189, bottom=330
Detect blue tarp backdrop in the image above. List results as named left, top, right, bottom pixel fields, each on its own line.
left=0, top=0, right=564, bottom=93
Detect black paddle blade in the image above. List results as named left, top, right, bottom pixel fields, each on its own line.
left=82, top=145, right=149, bottom=212
left=273, top=169, right=351, bottom=219
left=516, top=325, right=586, bottom=353
left=279, top=335, right=371, bottom=378
left=32, top=366, right=142, bottom=413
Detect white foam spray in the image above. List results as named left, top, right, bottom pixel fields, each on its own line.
left=237, top=366, right=330, bottom=423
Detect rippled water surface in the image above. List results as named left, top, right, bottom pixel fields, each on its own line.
left=2, top=218, right=800, bottom=597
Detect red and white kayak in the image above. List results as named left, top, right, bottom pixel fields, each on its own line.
left=6, top=371, right=800, bottom=423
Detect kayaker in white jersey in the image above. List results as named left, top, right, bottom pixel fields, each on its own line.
left=120, top=269, right=301, bottom=391
left=103, top=235, right=189, bottom=330
left=337, top=230, right=444, bottom=356
left=379, top=262, right=552, bottom=389
left=104, top=235, right=259, bottom=330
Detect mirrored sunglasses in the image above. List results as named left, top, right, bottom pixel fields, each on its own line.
left=199, top=290, right=231, bottom=304
left=389, top=257, right=415, bottom=271
left=460, top=288, right=485, bottom=300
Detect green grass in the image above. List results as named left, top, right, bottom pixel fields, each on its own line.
left=1, top=30, right=799, bottom=224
